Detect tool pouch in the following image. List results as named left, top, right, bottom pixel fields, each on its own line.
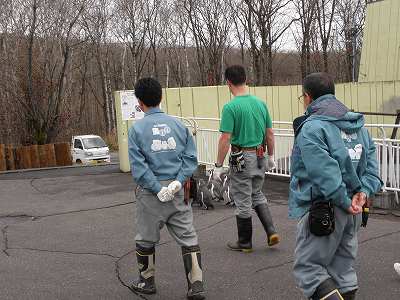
left=256, top=146, right=264, bottom=169
left=361, top=205, right=369, bottom=227
left=184, top=180, right=191, bottom=205
left=229, top=150, right=245, bottom=173
left=309, top=201, right=335, bottom=236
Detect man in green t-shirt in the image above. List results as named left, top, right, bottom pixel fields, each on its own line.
left=212, top=65, right=280, bottom=252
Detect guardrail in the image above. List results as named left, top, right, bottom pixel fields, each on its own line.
left=174, top=116, right=400, bottom=198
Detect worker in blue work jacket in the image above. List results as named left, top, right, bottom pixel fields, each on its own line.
left=128, top=78, right=205, bottom=300
left=289, top=73, right=382, bottom=300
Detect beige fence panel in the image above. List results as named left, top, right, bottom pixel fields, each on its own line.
left=115, top=81, right=399, bottom=173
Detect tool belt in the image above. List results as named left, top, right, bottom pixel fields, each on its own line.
left=309, top=200, right=335, bottom=236
left=230, top=144, right=265, bottom=171
left=229, top=149, right=245, bottom=173
left=231, top=145, right=257, bottom=152
left=229, top=145, right=246, bottom=173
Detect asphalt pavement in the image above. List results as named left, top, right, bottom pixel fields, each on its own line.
left=0, top=165, right=399, bottom=300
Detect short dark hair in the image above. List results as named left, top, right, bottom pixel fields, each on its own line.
left=303, top=72, right=335, bottom=100
left=225, top=65, right=246, bottom=85
left=134, top=77, right=162, bottom=107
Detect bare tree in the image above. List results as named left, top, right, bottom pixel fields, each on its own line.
left=336, top=0, right=365, bottom=81
left=14, top=0, right=87, bottom=144
left=243, top=0, right=295, bottom=85
left=181, top=0, right=207, bottom=85
left=233, top=2, right=262, bottom=84
left=182, top=0, right=233, bottom=86
left=316, top=0, right=336, bottom=72
left=114, top=0, right=151, bottom=84
left=158, top=2, right=189, bottom=87
left=0, top=0, right=27, bottom=143
left=146, top=0, right=164, bottom=80
left=83, top=0, right=115, bottom=134
left=231, top=3, right=249, bottom=67
left=200, top=0, right=233, bottom=85
left=292, top=0, right=317, bottom=78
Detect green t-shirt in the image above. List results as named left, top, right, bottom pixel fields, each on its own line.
left=219, top=94, right=272, bottom=147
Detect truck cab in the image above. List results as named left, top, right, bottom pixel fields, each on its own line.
left=71, top=135, right=111, bottom=164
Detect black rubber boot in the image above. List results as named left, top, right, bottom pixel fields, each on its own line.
left=254, top=204, right=280, bottom=247
left=342, top=289, right=357, bottom=300
left=130, top=244, right=156, bottom=295
left=227, top=216, right=253, bottom=252
left=182, top=245, right=205, bottom=300
left=311, top=278, right=343, bottom=300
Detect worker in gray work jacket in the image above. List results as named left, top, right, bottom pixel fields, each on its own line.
left=128, top=78, right=205, bottom=300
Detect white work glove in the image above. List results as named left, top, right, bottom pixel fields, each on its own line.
left=266, top=155, right=276, bottom=171
left=212, top=166, right=224, bottom=181
left=168, top=180, right=182, bottom=194
left=157, top=187, right=174, bottom=202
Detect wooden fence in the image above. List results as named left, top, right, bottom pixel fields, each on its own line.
left=0, top=143, right=72, bottom=171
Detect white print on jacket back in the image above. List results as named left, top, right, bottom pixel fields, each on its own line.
left=152, top=124, right=171, bottom=136
left=341, top=131, right=357, bottom=142
left=341, top=130, right=363, bottom=161
left=348, top=144, right=363, bottom=160
left=150, top=124, right=177, bottom=152
left=151, top=138, right=177, bottom=152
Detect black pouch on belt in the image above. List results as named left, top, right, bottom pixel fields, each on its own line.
left=361, top=203, right=369, bottom=227
left=229, top=150, right=245, bottom=173
left=308, top=200, right=335, bottom=236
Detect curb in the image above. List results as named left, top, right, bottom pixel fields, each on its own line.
left=0, top=162, right=120, bottom=175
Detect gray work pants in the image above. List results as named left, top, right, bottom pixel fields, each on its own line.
left=293, top=206, right=362, bottom=298
left=229, top=152, right=268, bottom=218
left=135, top=180, right=198, bottom=248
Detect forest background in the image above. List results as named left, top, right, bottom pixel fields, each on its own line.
left=0, top=0, right=368, bottom=145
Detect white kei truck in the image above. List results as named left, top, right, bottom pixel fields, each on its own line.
left=71, top=135, right=111, bottom=164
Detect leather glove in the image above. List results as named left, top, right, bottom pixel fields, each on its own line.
left=266, top=155, right=276, bottom=171
left=157, top=187, right=174, bottom=202
left=212, top=166, right=224, bottom=181
left=168, top=180, right=182, bottom=194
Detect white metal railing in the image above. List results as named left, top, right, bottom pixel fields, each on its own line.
left=174, top=116, right=400, bottom=196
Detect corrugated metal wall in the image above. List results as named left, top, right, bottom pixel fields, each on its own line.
left=359, top=0, right=400, bottom=82
left=116, top=81, right=399, bottom=172
left=163, top=82, right=398, bottom=127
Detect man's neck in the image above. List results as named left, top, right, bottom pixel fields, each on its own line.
left=141, top=105, right=160, bottom=113
left=231, top=85, right=248, bottom=97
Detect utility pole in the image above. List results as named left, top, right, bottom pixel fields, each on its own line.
left=351, top=13, right=358, bottom=82
left=352, top=27, right=356, bottom=82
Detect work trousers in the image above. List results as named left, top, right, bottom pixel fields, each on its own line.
left=135, top=180, right=198, bottom=248
left=293, top=206, right=362, bottom=298
left=230, top=152, right=269, bottom=218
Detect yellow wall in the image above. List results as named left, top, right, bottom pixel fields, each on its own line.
left=163, top=82, right=398, bottom=126
left=115, top=81, right=399, bottom=172
left=359, top=0, right=400, bottom=82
